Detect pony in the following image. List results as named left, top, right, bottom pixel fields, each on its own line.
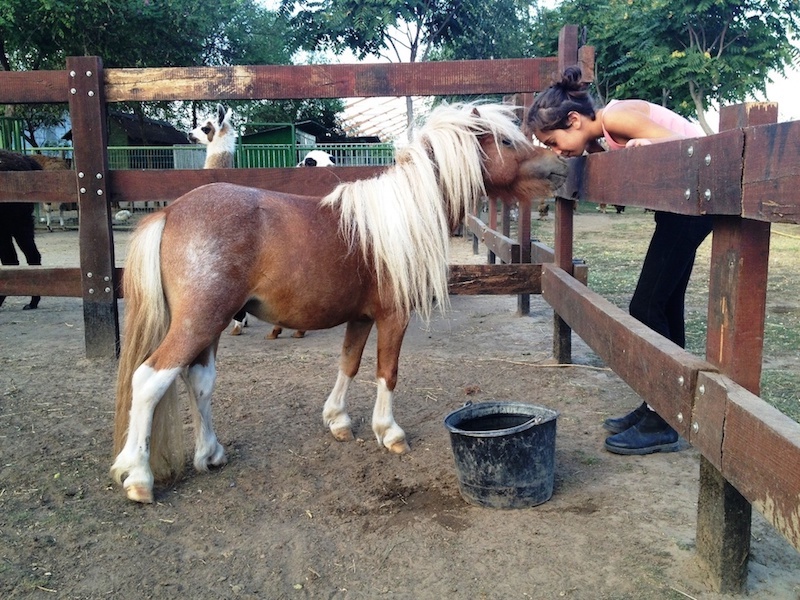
left=111, top=102, right=569, bottom=504
left=0, top=149, right=43, bottom=310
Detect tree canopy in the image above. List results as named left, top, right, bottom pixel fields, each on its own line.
left=0, top=0, right=343, bottom=144
left=530, top=0, right=800, bottom=132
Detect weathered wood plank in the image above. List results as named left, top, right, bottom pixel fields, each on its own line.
left=741, top=120, right=800, bottom=224
left=108, top=167, right=386, bottom=203
left=0, top=171, right=76, bottom=203
left=692, top=372, right=800, bottom=553
left=103, top=59, right=561, bottom=102
left=67, top=56, right=120, bottom=358
left=0, top=268, right=84, bottom=297
left=448, top=264, right=541, bottom=295
left=0, top=70, right=68, bottom=103
left=465, top=214, right=519, bottom=264
left=542, top=264, right=717, bottom=437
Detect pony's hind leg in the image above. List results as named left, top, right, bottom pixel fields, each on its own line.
left=183, top=347, right=228, bottom=472
left=110, top=364, right=182, bottom=503
left=372, top=316, right=410, bottom=454
left=323, top=319, right=373, bottom=441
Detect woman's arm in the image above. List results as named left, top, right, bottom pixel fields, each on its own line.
left=602, top=101, right=686, bottom=147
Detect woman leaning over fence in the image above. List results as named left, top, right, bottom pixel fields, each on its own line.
left=526, top=66, right=713, bottom=456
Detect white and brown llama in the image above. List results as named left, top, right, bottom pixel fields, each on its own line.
left=188, top=104, right=309, bottom=339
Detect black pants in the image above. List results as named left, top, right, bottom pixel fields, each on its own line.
left=0, top=203, right=42, bottom=308
left=0, top=203, right=41, bottom=266
left=629, top=211, right=713, bottom=348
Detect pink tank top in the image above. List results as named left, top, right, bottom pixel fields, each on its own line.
left=602, top=99, right=703, bottom=150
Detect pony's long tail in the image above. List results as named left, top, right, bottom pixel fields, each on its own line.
left=113, top=213, right=185, bottom=482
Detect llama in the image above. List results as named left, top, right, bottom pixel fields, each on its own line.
left=188, top=105, right=305, bottom=339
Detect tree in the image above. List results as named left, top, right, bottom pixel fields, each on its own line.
left=0, top=0, right=344, bottom=146
left=280, top=0, right=538, bottom=137
left=530, top=0, right=800, bottom=133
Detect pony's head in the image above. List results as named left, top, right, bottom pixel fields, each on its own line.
left=188, top=104, right=236, bottom=168
left=298, top=150, right=335, bottom=167
left=414, top=102, right=569, bottom=229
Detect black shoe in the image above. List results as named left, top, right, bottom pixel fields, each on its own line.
left=23, top=296, right=41, bottom=310
left=604, top=410, right=681, bottom=455
left=602, top=402, right=649, bottom=434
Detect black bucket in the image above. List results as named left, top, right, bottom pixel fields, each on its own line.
left=444, top=401, right=558, bottom=509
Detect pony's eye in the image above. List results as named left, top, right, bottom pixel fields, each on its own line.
left=501, top=138, right=513, bottom=147
left=201, top=126, right=211, bottom=134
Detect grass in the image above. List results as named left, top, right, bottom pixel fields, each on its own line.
left=526, top=202, right=800, bottom=422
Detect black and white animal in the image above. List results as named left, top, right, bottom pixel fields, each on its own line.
left=297, top=149, right=335, bottom=167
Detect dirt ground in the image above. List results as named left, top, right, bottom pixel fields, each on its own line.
left=2, top=216, right=799, bottom=600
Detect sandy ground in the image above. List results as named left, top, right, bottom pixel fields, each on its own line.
left=1, top=218, right=799, bottom=599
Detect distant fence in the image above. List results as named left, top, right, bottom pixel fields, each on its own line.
left=26, top=142, right=395, bottom=171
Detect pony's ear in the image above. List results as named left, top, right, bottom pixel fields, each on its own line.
left=216, top=104, right=227, bottom=126
left=471, top=107, right=482, bottom=119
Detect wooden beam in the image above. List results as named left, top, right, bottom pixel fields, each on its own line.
left=542, top=264, right=717, bottom=438
left=107, top=166, right=386, bottom=203
left=465, top=214, right=520, bottom=264
left=67, top=56, right=120, bottom=359
left=0, top=70, right=68, bottom=103
left=691, top=372, right=800, bottom=554
left=102, top=59, right=561, bottom=102
left=448, top=264, right=541, bottom=295
left=741, top=120, right=800, bottom=223
left=0, top=171, right=75, bottom=203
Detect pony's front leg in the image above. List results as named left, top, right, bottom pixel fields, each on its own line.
left=110, top=364, right=182, bottom=504
left=184, top=348, right=227, bottom=472
left=373, top=316, right=410, bottom=454
left=323, top=319, right=373, bottom=442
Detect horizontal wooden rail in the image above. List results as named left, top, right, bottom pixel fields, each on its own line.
left=466, top=214, right=519, bottom=264
left=0, top=59, right=560, bottom=105
left=542, top=263, right=800, bottom=553
left=558, top=120, right=800, bottom=224
left=0, top=264, right=543, bottom=299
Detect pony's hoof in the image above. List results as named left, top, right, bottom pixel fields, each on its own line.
left=387, top=439, right=410, bottom=454
left=292, top=330, right=306, bottom=338
left=267, top=327, right=282, bottom=339
left=331, top=427, right=355, bottom=442
left=231, top=323, right=243, bottom=336
left=126, top=483, right=154, bottom=504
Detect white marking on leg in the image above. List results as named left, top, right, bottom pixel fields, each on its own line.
left=323, top=369, right=353, bottom=441
left=110, top=365, right=181, bottom=496
left=372, top=377, right=408, bottom=453
left=185, top=360, right=227, bottom=472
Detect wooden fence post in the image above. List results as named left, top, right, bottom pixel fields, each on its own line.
left=66, top=56, right=120, bottom=358
left=695, top=102, right=777, bottom=592
left=551, top=25, right=579, bottom=363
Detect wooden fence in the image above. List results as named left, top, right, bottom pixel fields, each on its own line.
left=1, top=26, right=798, bottom=595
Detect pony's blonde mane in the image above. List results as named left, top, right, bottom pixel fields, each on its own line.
left=322, top=102, right=529, bottom=323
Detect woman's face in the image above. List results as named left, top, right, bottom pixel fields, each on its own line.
left=532, top=112, right=591, bottom=158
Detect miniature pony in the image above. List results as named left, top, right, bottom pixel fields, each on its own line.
left=111, top=102, right=569, bottom=504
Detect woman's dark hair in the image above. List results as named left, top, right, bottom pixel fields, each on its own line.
left=526, top=66, right=597, bottom=132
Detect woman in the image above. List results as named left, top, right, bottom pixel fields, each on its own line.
left=526, top=66, right=713, bottom=455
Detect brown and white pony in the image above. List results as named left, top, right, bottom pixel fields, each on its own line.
left=111, top=102, right=568, bottom=503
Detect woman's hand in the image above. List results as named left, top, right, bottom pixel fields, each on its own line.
left=625, top=138, right=653, bottom=148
